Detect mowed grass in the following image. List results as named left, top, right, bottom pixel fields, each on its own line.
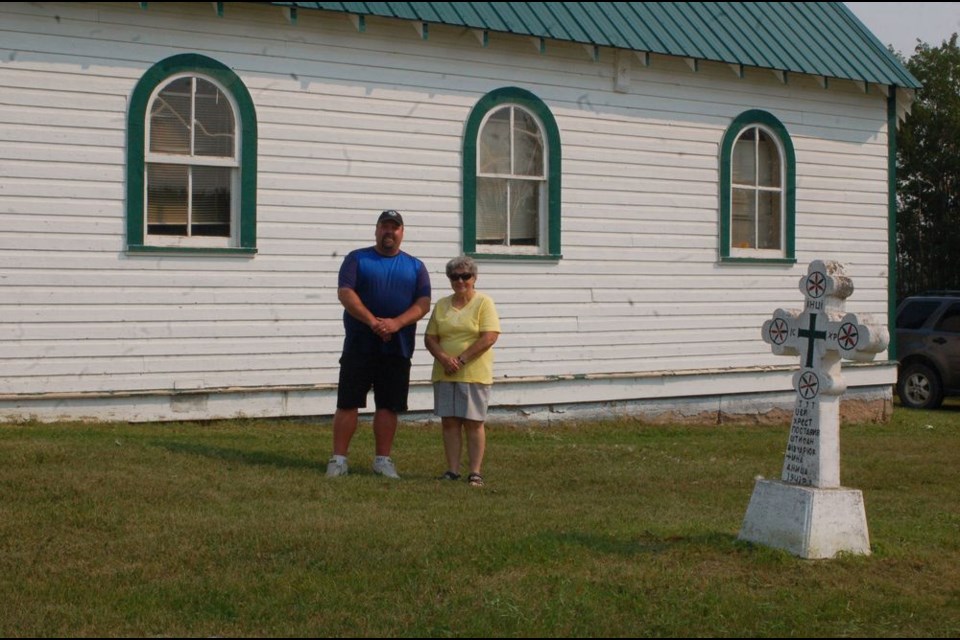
left=1, top=406, right=958, bottom=637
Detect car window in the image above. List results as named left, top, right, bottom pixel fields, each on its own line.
left=933, top=302, right=960, bottom=333
left=897, top=300, right=942, bottom=330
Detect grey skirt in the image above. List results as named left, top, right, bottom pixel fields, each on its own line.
left=433, top=381, right=492, bottom=421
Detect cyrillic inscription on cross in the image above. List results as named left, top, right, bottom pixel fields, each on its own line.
left=761, top=260, right=888, bottom=488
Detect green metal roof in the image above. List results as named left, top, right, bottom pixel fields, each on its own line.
left=271, top=2, right=921, bottom=89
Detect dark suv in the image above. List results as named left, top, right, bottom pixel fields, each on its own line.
left=896, top=292, right=960, bottom=409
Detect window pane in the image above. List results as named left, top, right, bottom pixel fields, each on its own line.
left=479, top=108, right=511, bottom=174
left=474, top=103, right=549, bottom=251
left=933, top=303, right=960, bottom=333
left=732, top=129, right=755, bottom=184
left=731, top=188, right=755, bottom=248
left=757, top=130, right=780, bottom=187
left=192, top=166, right=232, bottom=237
left=509, top=180, right=539, bottom=245
left=513, top=109, right=543, bottom=177
left=194, top=79, right=235, bottom=157
left=758, top=191, right=781, bottom=249
left=477, top=177, right=507, bottom=244
left=897, top=301, right=941, bottom=329
left=147, top=163, right=188, bottom=235
left=150, top=77, right=192, bottom=155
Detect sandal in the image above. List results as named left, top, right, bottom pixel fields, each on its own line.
left=437, top=470, right=461, bottom=481
left=467, top=472, right=484, bottom=487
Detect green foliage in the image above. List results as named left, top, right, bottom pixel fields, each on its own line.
left=0, top=413, right=958, bottom=637
left=897, top=34, right=960, bottom=299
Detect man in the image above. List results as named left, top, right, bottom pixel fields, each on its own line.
left=327, top=210, right=432, bottom=478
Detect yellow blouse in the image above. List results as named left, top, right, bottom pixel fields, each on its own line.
left=425, top=292, right=501, bottom=384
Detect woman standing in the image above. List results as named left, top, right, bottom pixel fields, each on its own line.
left=424, top=256, right=501, bottom=487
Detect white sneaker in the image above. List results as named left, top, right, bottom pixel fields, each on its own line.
left=372, top=457, right=400, bottom=479
left=326, top=457, right=349, bottom=477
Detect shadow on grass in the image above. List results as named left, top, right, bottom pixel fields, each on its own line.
left=151, top=440, right=323, bottom=471
left=894, top=396, right=960, bottom=412
left=551, top=531, right=740, bottom=556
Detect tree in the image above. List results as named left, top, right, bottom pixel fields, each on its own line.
left=897, top=35, right=960, bottom=300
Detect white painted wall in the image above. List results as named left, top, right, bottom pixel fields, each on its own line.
left=0, top=2, right=895, bottom=421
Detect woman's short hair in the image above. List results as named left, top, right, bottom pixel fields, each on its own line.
left=445, top=255, right=478, bottom=278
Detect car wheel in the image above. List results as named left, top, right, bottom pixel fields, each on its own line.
left=897, top=362, right=944, bottom=409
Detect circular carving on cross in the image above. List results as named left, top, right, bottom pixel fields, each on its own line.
left=798, top=370, right=819, bottom=399
left=837, top=322, right=860, bottom=351
left=806, top=270, right=826, bottom=299
left=768, top=317, right=788, bottom=345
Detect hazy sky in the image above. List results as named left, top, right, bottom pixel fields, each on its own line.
left=845, top=2, right=960, bottom=55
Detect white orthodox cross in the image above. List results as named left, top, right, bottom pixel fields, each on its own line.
left=761, top=260, right=888, bottom=488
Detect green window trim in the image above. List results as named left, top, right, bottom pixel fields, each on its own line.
left=126, top=246, right=258, bottom=256
left=126, top=53, right=258, bottom=254
left=719, top=109, right=795, bottom=264
left=887, top=93, right=898, bottom=359
left=463, top=87, right=561, bottom=259
left=468, top=253, right=562, bottom=262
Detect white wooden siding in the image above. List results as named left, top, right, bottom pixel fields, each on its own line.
left=0, top=2, right=895, bottom=418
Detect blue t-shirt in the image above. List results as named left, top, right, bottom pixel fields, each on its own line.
left=338, top=247, right=431, bottom=359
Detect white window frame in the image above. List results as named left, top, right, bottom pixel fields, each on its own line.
left=144, top=74, right=241, bottom=249
left=474, top=105, right=548, bottom=255
left=729, top=124, right=786, bottom=259
left=719, top=109, right=796, bottom=265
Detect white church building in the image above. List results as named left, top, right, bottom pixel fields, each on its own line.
left=0, top=2, right=919, bottom=423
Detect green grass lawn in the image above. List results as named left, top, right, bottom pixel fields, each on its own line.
left=1, top=407, right=958, bottom=637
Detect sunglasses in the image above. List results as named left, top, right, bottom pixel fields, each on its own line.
left=448, top=273, right=474, bottom=281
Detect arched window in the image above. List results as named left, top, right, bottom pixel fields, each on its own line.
left=463, top=87, right=561, bottom=259
left=127, top=54, right=257, bottom=254
left=720, top=110, right=795, bottom=263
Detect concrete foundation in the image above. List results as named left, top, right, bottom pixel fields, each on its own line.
left=739, top=478, right=871, bottom=559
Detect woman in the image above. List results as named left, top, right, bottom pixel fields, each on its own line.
left=424, top=256, right=501, bottom=487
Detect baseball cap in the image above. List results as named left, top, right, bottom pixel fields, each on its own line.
left=377, top=209, right=404, bottom=226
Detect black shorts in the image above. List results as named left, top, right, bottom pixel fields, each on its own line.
left=336, top=353, right=412, bottom=412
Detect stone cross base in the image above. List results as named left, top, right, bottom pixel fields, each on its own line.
left=739, top=478, right=870, bottom=559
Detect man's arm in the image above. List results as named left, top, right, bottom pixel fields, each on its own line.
left=338, top=287, right=378, bottom=328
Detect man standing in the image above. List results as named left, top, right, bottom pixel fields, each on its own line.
left=327, top=210, right=432, bottom=478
